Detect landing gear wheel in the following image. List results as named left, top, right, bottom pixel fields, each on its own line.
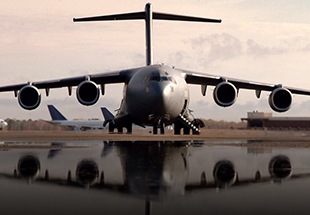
left=127, top=124, right=132, bottom=134
left=117, top=127, right=123, bottom=133
left=108, top=123, right=114, bottom=133
left=160, top=123, right=165, bottom=134
left=153, top=125, right=158, bottom=134
left=184, top=127, right=190, bottom=135
left=174, top=123, right=181, bottom=135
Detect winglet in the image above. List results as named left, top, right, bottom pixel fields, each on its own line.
left=47, top=105, right=67, bottom=121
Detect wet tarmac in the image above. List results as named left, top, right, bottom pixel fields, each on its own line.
left=1, top=139, right=310, bottom=215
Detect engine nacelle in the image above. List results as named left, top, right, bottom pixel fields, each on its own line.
left=213, top=160, right=236, bottom=188
left=18, top=85, right=41, bottom=110
left=269, top=87, right=292, bottom=112
left=18, top=155, right=40, bottom=181
left=268, top=155, right=292, bottom=180
left=76, top=159, right=99, bottom=187
left=213, top=82, right=237, bottom=107
left=76, top=80, right=100, bottom=106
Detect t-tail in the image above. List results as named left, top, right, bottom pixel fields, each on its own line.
left=73, top=3, right=221, bottom=66
left=47, top=105, right=67, bottom=121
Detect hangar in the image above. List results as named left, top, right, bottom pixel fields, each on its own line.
left=241, top=112, right=310, bottom=130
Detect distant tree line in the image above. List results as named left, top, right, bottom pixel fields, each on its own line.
left=3, top=119, right=67, bottom=131
left=1, top=118, right=246, bottom=131
left=201, top=119, right=246, bottom=129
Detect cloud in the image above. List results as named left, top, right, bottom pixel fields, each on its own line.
left=301, top=44, right=310, bottom=52
left=190, top=33, right=243, bottom=63
left=196, top=100, right=210, bottom=107
left=246, top=39, right=287, bottom=57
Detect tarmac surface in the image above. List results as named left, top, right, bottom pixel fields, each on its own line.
left=1, top=129, right=310, bottom=147
left=1, top=129, right=310, bottom=215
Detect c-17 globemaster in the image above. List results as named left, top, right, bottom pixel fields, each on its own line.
left=1, top=3, right=310, bottom=135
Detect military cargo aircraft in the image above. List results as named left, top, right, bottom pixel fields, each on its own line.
left=1, top=3, right=310, bottom=135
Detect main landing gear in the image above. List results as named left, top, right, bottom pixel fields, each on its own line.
left=108, top=123, right=132, bottom=134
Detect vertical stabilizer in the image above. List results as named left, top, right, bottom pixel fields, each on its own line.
left=101, top=107, right=114, bottom=121
left=47, top=105, right=67, bottom=121
left=101, top=107, right=115, bottom=127
left=73, top=3, right=221, bottom=66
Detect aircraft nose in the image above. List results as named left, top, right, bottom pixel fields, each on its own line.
left=147, top=83, right=173, bottom=113
left=126, top=79, right=179, bottom=122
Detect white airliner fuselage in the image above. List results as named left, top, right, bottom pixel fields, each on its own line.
left=46, top=105, right=105, bottom=131
left=0, top=119, right=7, bottom=129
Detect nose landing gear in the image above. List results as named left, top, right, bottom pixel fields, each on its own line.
left=153, top=122, right=165, bottom=134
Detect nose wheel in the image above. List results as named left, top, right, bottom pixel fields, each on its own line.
left=153, top=122, right=165, bottom=134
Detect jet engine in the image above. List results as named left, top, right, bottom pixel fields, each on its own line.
left=213, top=82, right=237, bottom=107
left=18, top=155, right=40, bottom=181
left=268, top=155, right=292, bottom=180
left=269, top=87, right=292, bottom=112
left=76, top=159, right=99, bottom=187
left=18, top=85, right=41, bottom=110
left=76, top=80, right=100, bottom=106
left=213, top=160, right=236, bottom=188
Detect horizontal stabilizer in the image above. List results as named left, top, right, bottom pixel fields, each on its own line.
left=47, top=105, right=67, bottom=121
left=74, top=11, right=221, bottom=24
left=153, top=12, right=221, bottom=23
left=73, top=12, right=145, bottom=22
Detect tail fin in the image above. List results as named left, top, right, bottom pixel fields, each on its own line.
left=47, top=105, right=67, bottom=121
left=101, top=107, right=114, bottom=121
left=73, top=3, right=221, bottom=66
left=101, top=107, right=114, bottom=127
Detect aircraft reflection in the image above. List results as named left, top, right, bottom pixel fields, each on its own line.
left=9, top=141, right=300, bottom=190
left=2, top=140, right=310, bottom=215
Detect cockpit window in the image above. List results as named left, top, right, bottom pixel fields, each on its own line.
left=151, top=76, right=160, bottom=81
left=168, top=76, right=177, bottom=84
left=144, top=75, right=177, bottom=84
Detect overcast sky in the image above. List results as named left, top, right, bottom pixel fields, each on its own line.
left=1, top=0, right=310, bottom=121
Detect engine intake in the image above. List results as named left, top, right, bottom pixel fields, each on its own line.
left=18, top=155, right=40, bottom=181
left=76, top=159, right=99, bottom=187
left=213, top=82, right=237, bottom=107
left=18, top=85, right=41, bottom=110
left=269, top=87, right=292, bottom=112
left=268, top=155, right=292, bottom=180
left=213, top=160, right=236, bottom=188
left=76, top=80, right=100, bottom=106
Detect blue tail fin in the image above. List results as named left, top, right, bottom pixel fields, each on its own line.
left=101, top=107, right=114, bottom=121
left=47, top=105, right=67, bottom=121
left=101, top=107, right=115, bottom=127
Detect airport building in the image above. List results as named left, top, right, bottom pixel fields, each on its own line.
left=241, top=111, right=310, bottom=130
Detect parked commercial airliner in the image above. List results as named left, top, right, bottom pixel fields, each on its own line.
left=0, top=119, right=7, bottom=130
left=45, top=105, right=106, bottom=131
left=0, top=3, right=310, bottom=135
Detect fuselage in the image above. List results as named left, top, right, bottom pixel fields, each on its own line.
left=0, top=119, right=7, bottom=127
left=122, top=65, right=189, bottom=126
left=50, top=120, right=104, bottom=130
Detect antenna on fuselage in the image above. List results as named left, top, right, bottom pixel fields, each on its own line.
left=73, top=3, right=221, bottom=66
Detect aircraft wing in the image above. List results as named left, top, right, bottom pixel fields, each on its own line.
left=180, top=68, right=310, bottom=96
left=0, top=67, right=142, bottom=93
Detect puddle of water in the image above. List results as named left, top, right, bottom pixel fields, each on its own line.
left=0, top=140, right=310, bottom=215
